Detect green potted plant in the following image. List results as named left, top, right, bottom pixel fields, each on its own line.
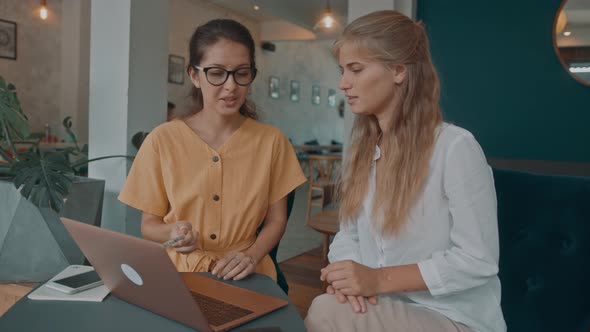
left=0, top=75, right=131, bottom=282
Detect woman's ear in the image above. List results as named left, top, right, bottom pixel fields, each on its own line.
left=392, top=64, right=407, bottom=84
left=189, top=67, right=201, bottom=88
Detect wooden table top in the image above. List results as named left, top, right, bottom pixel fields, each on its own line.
left=294, top=145, right=343, bottom=152
left=308, top=209, right=340, bottom=235
left=308, top=154, right=342, bottom=161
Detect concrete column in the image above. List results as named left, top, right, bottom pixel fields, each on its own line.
left=343, top=0, right=416, bottom=150
left=60, top=0, right=90, bottom=143
left=88, top=0, right=168, bottom=233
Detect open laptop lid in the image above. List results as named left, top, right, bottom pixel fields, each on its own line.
left=61, top=217, right=212, bottom=332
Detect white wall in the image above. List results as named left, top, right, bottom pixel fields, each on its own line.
left=254, top=40, right=344, bottom=145
left=0, top=0, right=63, bottom=136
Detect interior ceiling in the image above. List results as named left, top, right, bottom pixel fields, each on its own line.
left=557, top=0, right=590, bottom=48
left=564, top=0, right=590, bottom=24
left=204, top=0, right=348, bottom=31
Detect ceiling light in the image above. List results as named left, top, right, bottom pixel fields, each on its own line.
left=315, top=0, right=338, bottom=30
left=570, top=66, right=590, bottom=73
left=253, top=5, right=260, bottom=11
left=563, top=31, right=572, bottom=36
left=40, top=0, right=48, bottom=20
left=323, top=15, right=334, bottom=28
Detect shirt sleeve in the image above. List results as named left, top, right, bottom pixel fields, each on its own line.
left=118, top=132, right=169, bottom=217
left=417, top=132, right=500, bottom=297
left=268, top=131, right=307, bottom=205
left=328, top=219, right=362, bottom=263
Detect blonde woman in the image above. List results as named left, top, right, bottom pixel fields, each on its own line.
left=305, top=10, right=506, bottom=332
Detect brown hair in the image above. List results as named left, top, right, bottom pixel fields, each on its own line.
left=182, top=19, right=257, bottom=120
left=335, top=10, right=443, bottom=234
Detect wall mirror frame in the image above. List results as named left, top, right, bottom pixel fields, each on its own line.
left=553, top=0, right=590, bottom=87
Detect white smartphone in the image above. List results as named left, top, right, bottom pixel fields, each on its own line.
left=46, top=269, right=104, bottom=294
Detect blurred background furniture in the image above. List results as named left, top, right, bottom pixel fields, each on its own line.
left=305, top=154, right=341, bottom=222
left=307, top=209, right=339, bottom=263
left=293, top=141, right=342, bottom=179
left=305, top=153, right=342, bottom=265
left=293, top=144, right=343, bottom=154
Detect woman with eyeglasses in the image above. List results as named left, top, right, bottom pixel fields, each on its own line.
left=304, top=10, right=505, bottom=332
left=119, top=19, right=306, bottom=282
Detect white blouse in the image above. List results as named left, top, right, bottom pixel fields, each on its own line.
left=328, top=124, right=507, bottom=332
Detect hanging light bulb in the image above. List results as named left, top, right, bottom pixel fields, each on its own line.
left=40, top=0, right=48, bottom=20
left=322, top=13, right=335, bottom=28
left=316, top=0, right=337, bottom=29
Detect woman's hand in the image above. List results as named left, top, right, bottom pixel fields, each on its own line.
left=326, top=284, right=378, bottom=314
left=321, top=260, right=380, bottom=297
left=169, top=221, right=199, bottom=254
left=212, top=251, right=257, bottom=281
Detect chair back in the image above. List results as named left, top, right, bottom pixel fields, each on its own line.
left=306, top=154, right=341, bottom=217
left=257, top=190, right=296, bottom=294
left=303, top=139, right=322, bottom=155
left=308, top=154, right=341, bottom=186
left=492, top=168, right=590, bottom=332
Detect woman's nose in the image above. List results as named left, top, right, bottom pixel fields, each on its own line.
left=224, top=73, right=238, bottom=90
left=339, top=75, right=351, bottom=90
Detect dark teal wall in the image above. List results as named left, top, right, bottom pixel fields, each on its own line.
left=417, top=0, right=590, bottom=162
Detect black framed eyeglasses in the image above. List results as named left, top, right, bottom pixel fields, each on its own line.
left=193, top=65, right=257, bottom=86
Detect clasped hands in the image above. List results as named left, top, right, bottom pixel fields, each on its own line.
left=167, top=221, right=257, bottom=281
left=321, top=260, right=380, bottom=314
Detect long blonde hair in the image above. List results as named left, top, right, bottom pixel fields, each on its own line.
left=335, top=10, right=443, bottom=234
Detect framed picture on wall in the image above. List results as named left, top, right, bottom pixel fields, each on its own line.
left=312, top=84, right=320, bottom=105
left=327, top=89, right=337, bottom=107
left=168, top=54, right=185, bottom=85
left=269, top=76, right=280, bottom=99
left=290, top=80, right=300, bottom=102
left=0, top=19, right=17, bottom=60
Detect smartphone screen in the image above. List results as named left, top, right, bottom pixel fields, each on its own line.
left=53, top=270, right=102, bottom=289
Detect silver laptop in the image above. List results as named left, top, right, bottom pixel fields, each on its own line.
left=61, top=217, right=288, bottom=332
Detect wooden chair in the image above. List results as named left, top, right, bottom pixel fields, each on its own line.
left=307, top=209, right=339, bottom=263
left=305, top=154, right=342, bottom=268
left=305, top=154, right=341, bottom=224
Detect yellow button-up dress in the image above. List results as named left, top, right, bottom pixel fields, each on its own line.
left=118, top=118, right=306, bottom=280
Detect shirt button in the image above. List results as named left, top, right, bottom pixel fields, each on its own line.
left=210, top=234, right=217, bottom=240
left=212, top=156, right=219, bottom=162
left=213, top=194, right=220, bottom=201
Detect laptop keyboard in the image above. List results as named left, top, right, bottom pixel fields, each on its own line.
left=190, top=291, right=253, bottom=327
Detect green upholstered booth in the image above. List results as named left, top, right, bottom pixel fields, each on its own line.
left=493, top=168, right=590, bottom=331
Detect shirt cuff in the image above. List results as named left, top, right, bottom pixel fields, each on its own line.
left=328, top=251, right=360, bottom=264
left=418, top=258, right=447, bottom=297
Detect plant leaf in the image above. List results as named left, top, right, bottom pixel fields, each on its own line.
left=0, top=75, right=30, bottom=141
left=11, top=151, right=74, bottom=212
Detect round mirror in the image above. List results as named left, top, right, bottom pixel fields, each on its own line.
left=554, top=0, right=590, bottom=86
